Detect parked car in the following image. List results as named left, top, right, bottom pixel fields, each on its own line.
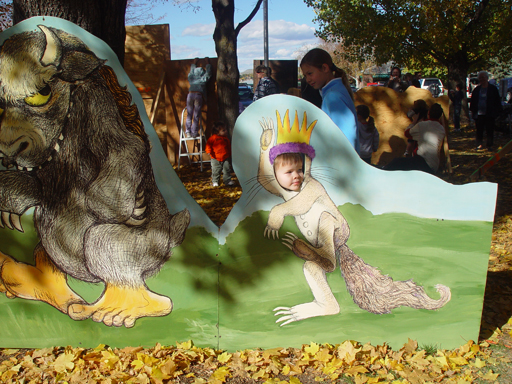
left=238, top=84, right=254, bottom=112
left=420, top=78, right=444, bottom=97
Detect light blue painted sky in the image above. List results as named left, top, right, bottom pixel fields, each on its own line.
left=137, top=0, right=321, bottom=71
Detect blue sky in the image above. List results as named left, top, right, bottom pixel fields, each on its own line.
left=142, top=0, right=321, bottom=71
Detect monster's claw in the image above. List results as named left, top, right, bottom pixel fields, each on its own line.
left=1, top=211, right=12, bottom=229
left=273, top=306, right=290, bottom=312
left=264, top=226, right=279, bottom=239
left=276, top=316, right=297, bottom=326
left=284, top=232, right=298, bottom=241
left=10, top=213, right=24, bottom=233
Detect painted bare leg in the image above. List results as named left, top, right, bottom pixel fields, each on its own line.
left=274, top=261, right=340, bottom=326
left=0, top=244, right=84, bottom=313
left=68, top=284, right=172, bottom=328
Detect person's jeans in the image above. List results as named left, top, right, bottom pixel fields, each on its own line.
left=211, top=158, right=232, bottom=184
left=453, top=105, right=461, bottom=130
left=186, top=92, right=203, bottom=135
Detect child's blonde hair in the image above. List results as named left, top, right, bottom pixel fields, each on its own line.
left=274, top=153, right=304, bottom=169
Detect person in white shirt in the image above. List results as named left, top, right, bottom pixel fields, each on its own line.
left=384, top=103, right=445, bottom=174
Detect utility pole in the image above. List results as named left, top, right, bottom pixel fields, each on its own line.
left=263, top=0, right=269, bottom=68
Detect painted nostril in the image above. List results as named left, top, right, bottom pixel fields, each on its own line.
left=18, top=141, right=29, bottom=153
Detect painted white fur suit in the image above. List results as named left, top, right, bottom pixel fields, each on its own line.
left=257, top=111, right=451, bottom=326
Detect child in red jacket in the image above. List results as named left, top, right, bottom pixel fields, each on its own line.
left=205, top=122, right=235, bottom=187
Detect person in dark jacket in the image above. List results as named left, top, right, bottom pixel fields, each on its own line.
left=253, top=65, right=279, bottom=101
left=470, top=71, right=502, bottom=150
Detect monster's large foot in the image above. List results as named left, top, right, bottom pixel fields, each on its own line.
left=273, top=261, right=339, bottom=326
left=274, top=300, right=340, bottom=326
left=0, top=247, right=84, bottom=313
left=68, top=284, right=172, bottom=328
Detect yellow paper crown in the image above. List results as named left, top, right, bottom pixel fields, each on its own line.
left=276, top=110, right=317, bottom=145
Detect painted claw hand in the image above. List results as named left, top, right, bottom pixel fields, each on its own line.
left=259, top=117, right=274, bottom=150
left=282, top=232, right=298, bottom=250
left=0, top=211, right=24, bottom=232
left=264, top=225, right=279, bottom=239
left=273, top=306, right=299, bottom=326
left=273, top=300, right=340, bottom=326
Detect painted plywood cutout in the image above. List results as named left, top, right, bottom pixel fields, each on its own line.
left=0, top=17, right=219, bottom=348
left=0, top=17, right=497, bottom=351
left=219, top=94, right=496, bottom=350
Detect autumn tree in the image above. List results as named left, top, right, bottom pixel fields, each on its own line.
left=305, top=0, right=512, bottom=89
left=213, top=0, right=263, bottom=134
left=0, top=0, right=12, bottom=31
left=12, top=0, right=128, bottom=65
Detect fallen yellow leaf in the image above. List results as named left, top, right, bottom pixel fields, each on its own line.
left=211, top=366, right=231, bottom=382
left=53, top=351, right=75, bottom=373
left=304, top=342, right=320, bottom=356
left=217, top=352, right=232, bottom=364
left=345, top=365, right=368, bottom=376
left=481, top=370, right=499, bottom=381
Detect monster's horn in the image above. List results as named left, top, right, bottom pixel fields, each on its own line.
left=39, top=25, right=62, bottom=67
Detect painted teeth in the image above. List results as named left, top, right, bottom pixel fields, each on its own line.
left=54, top=142, right=60, bottom=152
left=47, top=156, right=52, bottom=162
left=17, top=165, right=23, bottom=170
left=59, top=133, right=64, bottom=140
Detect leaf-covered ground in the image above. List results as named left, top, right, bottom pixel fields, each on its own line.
left=2, top=121, right=512, bottom=383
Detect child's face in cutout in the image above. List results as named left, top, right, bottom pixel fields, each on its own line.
left=275, top=159, right=304, bottom=192
left=217, top=127, right=228, bottom=136
left=301, top=63, right=332, bottom=90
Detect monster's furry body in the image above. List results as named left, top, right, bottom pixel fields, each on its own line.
left=0, top=26, right=189, bottom=326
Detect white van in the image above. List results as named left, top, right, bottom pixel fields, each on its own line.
left=419, top=78, right=444, bottom=97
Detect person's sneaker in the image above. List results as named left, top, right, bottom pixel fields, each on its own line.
left=190, top=131, right=199, bottom=138
left=185, top=132, right=192, bottom=138
left=226, top=180, right=236, bottom=187
left=212, top=182, right=219, bottom=187
left=476, top=144, right=484, bottom=150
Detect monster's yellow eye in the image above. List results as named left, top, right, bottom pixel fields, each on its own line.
left=25, top=85, right=51, bottom=106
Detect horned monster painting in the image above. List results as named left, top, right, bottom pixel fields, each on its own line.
left=0, top=25, right=190, bottom=327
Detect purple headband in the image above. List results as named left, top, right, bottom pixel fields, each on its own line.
left=269, top=142, right=316, bottom=165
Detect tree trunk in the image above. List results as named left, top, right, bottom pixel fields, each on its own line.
left=212, top=0, right=239, bottom=135
left=446, top=54, right=471, bottom=119
left=12, top=0, right=127, bottom=65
